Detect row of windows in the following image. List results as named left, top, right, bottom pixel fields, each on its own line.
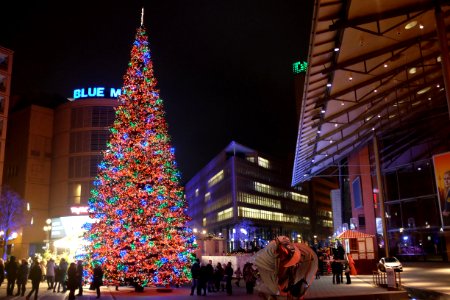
left=71, top=106, right=116, bottom=129
left=217, top=207, right=233, bottom=221
left=203, top=195, right=231, bottom=214
left=238, top=192, right=281, bottom=209
left=317, top=209, right=333, bottom=218
left=69, top=155, right=102, bottom=178
left=320, top=220, right=333, bottom=227
left=253, top=181, right=308, bottom=203
left=237, top=206, right=310, bottom=224
left=208, top=170, right=224, bottom=187
left=70, top=130, right=110, bottom=153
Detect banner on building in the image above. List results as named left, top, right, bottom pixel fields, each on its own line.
left=432, top=151, right=450, bottom=228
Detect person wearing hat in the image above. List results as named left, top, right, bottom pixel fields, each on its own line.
left=254, top=236, right=317, bottom=299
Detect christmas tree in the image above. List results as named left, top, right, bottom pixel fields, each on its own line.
left=83, top=19, right=196, bottom=288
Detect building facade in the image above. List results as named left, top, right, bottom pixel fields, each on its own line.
left=0, top=47, right=12, bottom=187
left=185, top=141, right=324, bottom=252
left=3, top=93, right=118, bottom=259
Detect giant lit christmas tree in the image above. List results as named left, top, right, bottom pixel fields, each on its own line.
left=84, top=17, right=196, bottom=287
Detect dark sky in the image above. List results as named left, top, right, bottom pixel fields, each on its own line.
left=1, top=1, right=313, bottom=183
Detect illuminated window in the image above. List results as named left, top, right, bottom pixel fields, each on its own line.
left=204, top=192, right=211, bottom=202
left=73, top=184, right=81, bottom=204
left=290, top=192, right=308, bottom=203
left=317, top=209, right=332, bottom=218
left=238, top=206, right=309, bottom=224
left=246, top=157, right=255, bottom=163
left=208, top=170, right=224, bottom=187
left=203, top=217, right=207, bottom=226
left=321, top=220, right=333, bottom=227
left=204, top=195, right=232, bottom=214
left=257, top=157, right=269, bottom=169
left=239, top=193, right=281, bottom=209
left=217, top=207, right=233, bottom=221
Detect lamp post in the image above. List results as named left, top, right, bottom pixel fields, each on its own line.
left=43, top=218, right=52, bottom=251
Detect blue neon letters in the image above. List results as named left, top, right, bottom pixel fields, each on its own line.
left=73, top=87, right=121, bottom=99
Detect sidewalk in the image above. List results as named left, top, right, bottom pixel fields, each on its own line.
left=0, top=275, right=408, bottom=300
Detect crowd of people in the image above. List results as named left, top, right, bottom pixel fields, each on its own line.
left=190, top=258, right=258, bottom=296
left=314, top=244, right=357, bottom=285
left=0, top=256, right=103, bottom=300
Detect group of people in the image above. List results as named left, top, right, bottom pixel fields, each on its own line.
left=0, top=256, right=103, bottom=300
left=190, top=258, right=258, bottom=296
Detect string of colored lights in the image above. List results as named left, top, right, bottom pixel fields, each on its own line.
left=83, top=25, right=196, bottom=287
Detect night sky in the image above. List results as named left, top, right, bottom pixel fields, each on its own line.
left=1, top=1, right=313, bottom=183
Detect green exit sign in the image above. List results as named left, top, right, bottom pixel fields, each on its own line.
left=293, top=61, right=308, bottom=74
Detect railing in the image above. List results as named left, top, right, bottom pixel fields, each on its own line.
left=372, top=270, right=402, bottom=289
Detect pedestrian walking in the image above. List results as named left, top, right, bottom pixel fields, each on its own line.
left=46, top=258, right=56, bottom=290
left=16, top=258, right=30, bottom=296
left=189, top=258, right=200, bottom=296
left=234, top=266, right=242, bottom=287
left=5, top=256, right=18, bottom=296
left=58, top=258, right=68, bottom=292
left=224, top=261, right=233, bottom=295
left=67, top=262, right=78, bottom=300
left=92, top=262, right=104, bottom=299
left=26, top=257, right=42, bottom=300
left=76, top=260, right=84, bottom=296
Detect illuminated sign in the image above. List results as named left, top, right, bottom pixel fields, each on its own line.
left=72, top=87, right=121, bottom=100
left=70, top=206, right=89, bottom=215
left=292, top=61, right=308, bottom=74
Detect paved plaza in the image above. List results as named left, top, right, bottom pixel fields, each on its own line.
left=0, top=274, right=409, bottom=300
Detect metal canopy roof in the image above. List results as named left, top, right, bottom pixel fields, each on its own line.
left=293, top=0, right=450, bottom=185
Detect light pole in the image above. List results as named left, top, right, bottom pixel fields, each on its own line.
left=43, top=218, right=52, bottom=251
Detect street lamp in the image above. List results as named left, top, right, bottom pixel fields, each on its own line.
left=43, top=218, right=52, bottom=251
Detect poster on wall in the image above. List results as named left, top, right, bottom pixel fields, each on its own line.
left=432, top=151, right=450, bottom=228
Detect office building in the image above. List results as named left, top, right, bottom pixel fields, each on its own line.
left=3, top=89, right=118, bottom=258
left=185, top=141, right=330, bottom=252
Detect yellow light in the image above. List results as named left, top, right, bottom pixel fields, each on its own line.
left=405, top=21, right=417, bottom=29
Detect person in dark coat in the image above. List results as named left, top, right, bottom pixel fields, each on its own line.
left=189, top=258, right=200, bottom=296
left=16, top=258, right=30, bottom=296
left=5, top=256, right=18, bottom=296
left=197, top=262, right=208, bottom=296
left=214, top=262, right=224, bottom=292
left=76, top=260, right=84, bottom=296
left=59, top=258, right=68, bottom=292
left=26, top=258, right=42, bottom=300
left=224, top=261, right=234, bottom=295
left=92, top=262, right=104, bottom=299
left=205, top=260, right=215, bottom=292
left=67, top=262, right=78, bottom=300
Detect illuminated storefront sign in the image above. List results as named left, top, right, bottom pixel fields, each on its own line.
left=72, top=87, right=121, bottom=100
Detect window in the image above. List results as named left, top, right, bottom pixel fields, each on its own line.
left=290, top=192, right=308, bottom=203
left=237, top=206, right=309, bottom=224
left=217, top=207, right=233, bottom=221
left=239, top=192, right=281, bottom=209
left=204, top=192, right=211, bottom=202
left=208, top=170, right=224, bottom=187
left=257, top=157, right=269, bottom=169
